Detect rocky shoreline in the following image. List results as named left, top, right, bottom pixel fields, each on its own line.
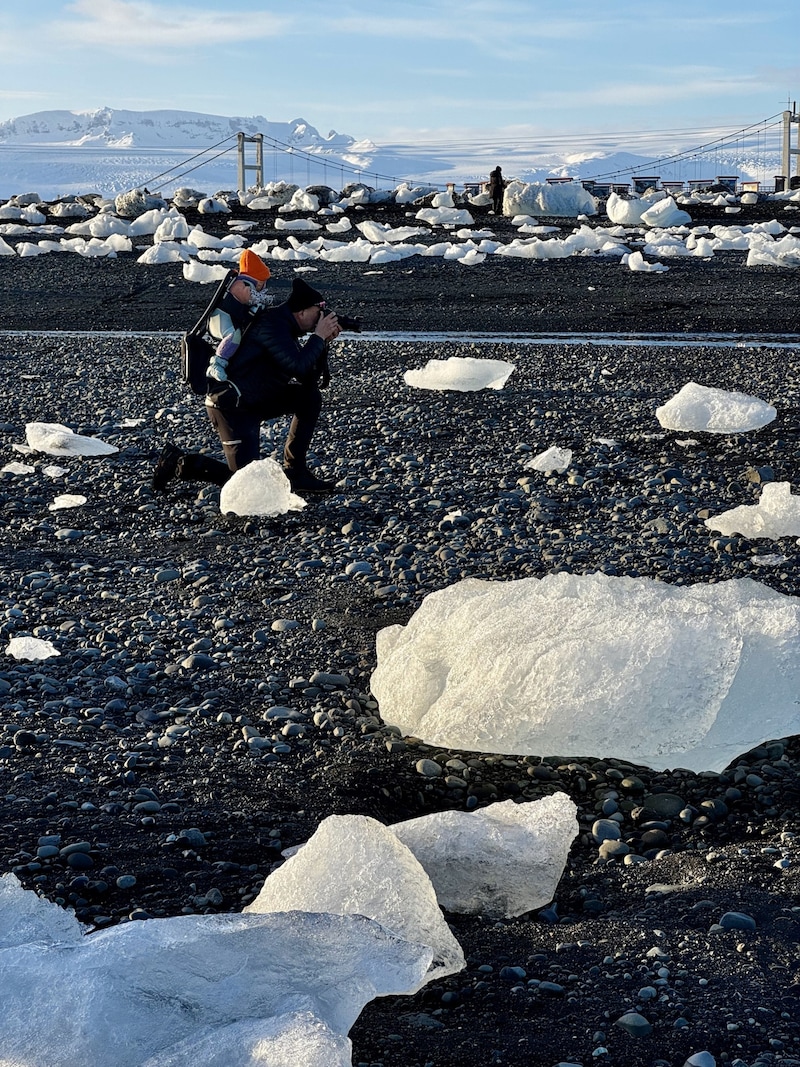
left=1, top=195, right=800, bottom=1066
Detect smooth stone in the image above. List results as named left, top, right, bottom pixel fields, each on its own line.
left=415, top=758, right=442, bottom=777
left=592, top=818, right=621, bottom=843
left=719, top=911, right=756, bottom=931
left=615, top=1011, right=653, bottom=1036
left=642, top=792, right=685, bottom=818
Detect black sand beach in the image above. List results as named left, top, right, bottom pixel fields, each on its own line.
left=1, top=194, right=799, bottom=1067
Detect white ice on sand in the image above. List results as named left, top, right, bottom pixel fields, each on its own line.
left=48, top=493, right=87, bottom=510
left=404, top=356, right=515, bottom=391
left=1, top=460, right=35, bottom=474
left=392, top=794, right=579, bottom=918
left=656, top=382, right=776, bottom=433
left=525, top=446, right=573, bottom=473
left=219, top=458, right=307, bottom=516
left=0, top=871, right=432, bottom=1067
left=705, top=482, right=800, bottom=540
left=25, top=422, right=118, bottom=456
left=246, top=814, right=465, bottom=985
left=5, top=636, right=60, bottom=660
left=370, top=572, right=800, bottom=774
left=504, top=181, right=597, bottom=218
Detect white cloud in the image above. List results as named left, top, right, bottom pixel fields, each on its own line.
left=54, top=0, right=289, bottom=50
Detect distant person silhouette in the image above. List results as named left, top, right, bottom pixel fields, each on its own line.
left=489, top=166, right=506, bottom=214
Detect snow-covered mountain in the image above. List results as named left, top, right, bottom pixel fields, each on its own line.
left=0, top=107, right=782, bottom=201
left=0, top=107, right=354, bottom=150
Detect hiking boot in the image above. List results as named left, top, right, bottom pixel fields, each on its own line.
left=284, top=465, right=336, bottom=494
left=152, top=442, right=184, bottom=493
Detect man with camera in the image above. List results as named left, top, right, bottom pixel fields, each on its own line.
left=154, top=277, right=348, bottom=495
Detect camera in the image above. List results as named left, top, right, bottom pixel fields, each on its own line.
left=323, top=309, right=362, bottom=333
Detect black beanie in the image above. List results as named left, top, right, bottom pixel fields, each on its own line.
left=287, top=277, right=325, bottom=311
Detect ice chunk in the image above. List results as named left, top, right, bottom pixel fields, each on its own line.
left=219, top=458, right=307, bottom=516
left=706, top=482, right=800, bottom=539
left=0, top=903, right=430, bottom=1067
left=247, top=814, right=464, bottom=985
left=392, top=794, right=578, bottom=917
left=370, top=572, right=800, bottom=773
left=605, top=192, right=649, bottom=225
left=624, top=250, right=668, bottom=272
left=525, top=446, right=572, bottom=473
left=5, top=636, right=60, bottom=660
left=139, top=1011, right=352, bottom=1067
left=504, top=181, right=597, bottom=218
left=656, top=382, right=776, bottom=433
left=640, top=197, right=692, bottom=227
left=415, top=206, right=475, bottom=226
left=404, top=356, right=514, bottom=392
left=1, top=461, right=35, bottom=474
left=0, top=874, right=82, bottom=948
left=49, top=494, right=87, bottom=510
left=25, top=422, right=118, bottom=456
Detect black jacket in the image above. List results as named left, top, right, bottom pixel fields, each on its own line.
left=224, top=302, right=329, bottom=410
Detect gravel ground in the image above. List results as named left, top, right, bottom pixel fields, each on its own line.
left=1, top=195, right=800, bottom=1067
left=0, top=197, right=799, bottom=335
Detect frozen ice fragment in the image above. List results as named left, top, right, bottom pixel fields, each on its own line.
left=219, top=458, right=306, bottom=516
left=139, top=1011, right=352, bottom=1067
left=706, top=482, right=800, bottom=539
left=392, top=794, right=579, bottom=917
left=656, top=382, right=776, bottom=433
left=246, top=814, right=464, bottom=985
left=404, top=356, right=514, bottom=392
left=5, top=636, right=60, bottom=661
left=0, top=901, right=430, bottom=1067
left=49, top=494, right=87, bottom=510
left=25, top=422, right=118, bottom=456
left=371, top=572, right=800, bottom=773
left=525, top=446, right=572, bottom=473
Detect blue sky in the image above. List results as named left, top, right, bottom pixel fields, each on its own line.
left=1, top=0, right=797, bottom=149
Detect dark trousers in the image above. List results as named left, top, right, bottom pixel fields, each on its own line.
left=178, top=383, right=323, bottom=486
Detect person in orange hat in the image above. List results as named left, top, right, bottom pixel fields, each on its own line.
left=207, top=248, right=272, bottom=382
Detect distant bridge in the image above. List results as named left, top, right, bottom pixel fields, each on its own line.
left=141, top=107, right=800, bottom=197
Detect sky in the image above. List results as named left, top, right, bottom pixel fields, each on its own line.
left=1, top=0, right=798, bottom=156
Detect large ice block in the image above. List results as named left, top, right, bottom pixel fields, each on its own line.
left=371, top=572, right=800, bottom=773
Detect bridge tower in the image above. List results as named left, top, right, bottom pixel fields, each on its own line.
left=237, top=132, right=264, bottom=193
left=781, top=105, right=799, bottom=184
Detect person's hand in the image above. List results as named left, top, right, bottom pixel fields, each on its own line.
left=315, top=310, right=340, bottom=341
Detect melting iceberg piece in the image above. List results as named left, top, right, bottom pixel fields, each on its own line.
left=655, top=382, right=776, bottom=433
left=705, top=482, right=800, bottom=540
left=0, top=872, right=431, bottom=1067
left=525, top=445, right=573, bottom=473
left=392, top=794, right=579, bottom=917
left=219, top=458, right=307, bottom=516
left=5, top=636, right=60, bottom=661
left=247, top=814, right=464, bottom=985
left=371, top=572, right=800, bottom=773
left=139, top=1011, right=353, bottom=1067
left=25, top=421, right=118, bottom=456
left=404, top=356, right=514, bottom=392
